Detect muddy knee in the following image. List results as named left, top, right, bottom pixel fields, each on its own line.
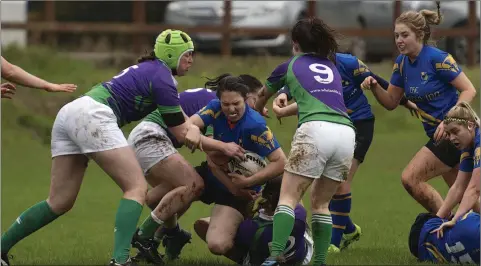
left=208, top=239, right=233, bottom=255
left=401, top=169, right=419, bottom=195
left=190, top=179, right=205, bottom=199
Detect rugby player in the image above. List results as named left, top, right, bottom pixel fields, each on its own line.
left=194, top=176, right=314, bottom=265
left=409, top=211, right=479, bottom=264
left=431, top=102, right=480, bottom=237
left=184, top=74, right=287, bottom=263
left=254, top=17, right=356, bottom=266
left=361, top=2, right=477, bottom=214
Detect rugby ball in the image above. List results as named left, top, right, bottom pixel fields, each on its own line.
left=228, top=151, right=267, bottom=177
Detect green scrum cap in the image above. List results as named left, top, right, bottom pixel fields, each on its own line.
left=154, top=29, right=194, bottom=71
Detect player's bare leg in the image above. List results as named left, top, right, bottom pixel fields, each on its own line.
left=205, top=205, right=245, bottom=263
left=135, top=153, right=204, bottom=261
left=401, top=147, right=454, bottom=213
left=90, top=147, right=148, bottom=265
left=1, top=155, right=87, bottom=265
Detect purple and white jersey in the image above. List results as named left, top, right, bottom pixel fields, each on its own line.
left=236, top=204, right=313, bottom=265
left=85, top=59, right=181, bottom=127
left=266, top=54, right=353, bottom=128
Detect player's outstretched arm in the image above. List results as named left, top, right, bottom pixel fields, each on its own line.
left=436, top=171, right=472, bottom=219
left=273, top=102, right=298, bottom=119
left=1, top=56, right=76, bottom=93
left=361, top=76, right=404, bottom=110
left=452, top=168, right=480, bottom=221
left=255, top=86, right=276, bottom=114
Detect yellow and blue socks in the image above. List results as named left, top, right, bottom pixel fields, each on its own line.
left=329, top=193, right=352, bottom=247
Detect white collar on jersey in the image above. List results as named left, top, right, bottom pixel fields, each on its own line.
left=258, top=209, right=274, bottom=221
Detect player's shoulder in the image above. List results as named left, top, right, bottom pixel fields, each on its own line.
left=423, top=46, right=455, bottom=64
left=145, top=60, right=177, bottom=86
left=199, top=98, right=221, bottom=114
left=245, top=107, right=268, bottom=128
left=336, top=53, right=358, bottom=66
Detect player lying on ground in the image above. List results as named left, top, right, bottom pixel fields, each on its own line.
left=409, top=211, right=479, bottom=264
left=194, top=176, right=314, bottom=266
left=1, top=56, right=76, bottom=98
left=128, top=75, right=266, bottom=264
left=1, top=29, right=201, bottom=266
left=361, top=2, right=477, bottom=214
left=272, top=51, right=414, bottom=253
left=430, top=102, right=480, bottom=238
left=254, top=17, right=356, bottom=266
left=184, top=74, right=287, bottom=264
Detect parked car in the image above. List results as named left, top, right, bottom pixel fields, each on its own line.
left=165, top=1, right=479, bottom=64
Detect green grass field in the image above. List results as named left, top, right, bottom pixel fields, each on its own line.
left=1, top=45, right=479, bottom=265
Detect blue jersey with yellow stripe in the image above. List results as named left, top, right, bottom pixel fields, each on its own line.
left=335, top=53, right=375, bottom=121
left=390, top=46, right=462, bottom=138
left=197, top=99, right=281, bottom=192
left=418, top=212, right=480, bottom=264
left=459, top=127, right=480, bottom=173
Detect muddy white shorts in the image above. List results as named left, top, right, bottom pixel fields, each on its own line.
left=127, top=121, right=178, bottom=175
left=51, top=96, right=129, bottom=158
left=284, top=121, right=355, bottom=182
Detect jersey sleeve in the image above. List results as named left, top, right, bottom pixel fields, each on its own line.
left=390, top=55, right=405, bottom=89
left=265, top=59, right=291, bottom=94
left=431, top=52, right=462, bottom=83
left=459, top=150, right=474, bottom=172
left=278, top=86, right=293, bottom=101
left=196, top=99, right=221, bottom=127
left=247, top=124, right=281, bottom=157
left=151, top=70, right=182, bottom=114
left=352, top=58, right=372, bottom=86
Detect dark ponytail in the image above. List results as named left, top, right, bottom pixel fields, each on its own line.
left=291, top=17, right=339, bottom=59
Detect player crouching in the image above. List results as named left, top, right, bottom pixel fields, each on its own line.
left=409, top=212, right=480, bottom=264
left=194, top=176, right=313, bottom=265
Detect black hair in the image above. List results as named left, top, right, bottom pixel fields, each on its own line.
left=260, top=176, right=283, bottom=211
left=238, top=74, right=263, bottom=94
left=408, top=212, right=438, bottom=259
left=137, top=50, right=157, bottom=63
left=204, top=73, right=251, bottom=99
left=291, top=17, right=339, bottom=59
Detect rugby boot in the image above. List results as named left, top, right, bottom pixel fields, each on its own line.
left=327, top=244, right=341, bottom=253
left=162, top=228, right=192, bottom=260
left=131, top=229, right=164, bottom=265
left=108, top=257, right=139, bottom=266
left=260, top=255, right=285, bottom=266
left=131, top=238, right=163, bottom=263
left=339, top=223, right=362, bottom=250
left=1, top=253, right=10, bottom=266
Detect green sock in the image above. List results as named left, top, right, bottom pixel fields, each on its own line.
left=1, top=200, right=60, bottom=253
left=270, top=205, right=295, bottom=257
left=312, top=213, right=333, bottom=265
left=137, top=212, right=163, bottom=240
left=113, top=198, right=143, bottom=263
